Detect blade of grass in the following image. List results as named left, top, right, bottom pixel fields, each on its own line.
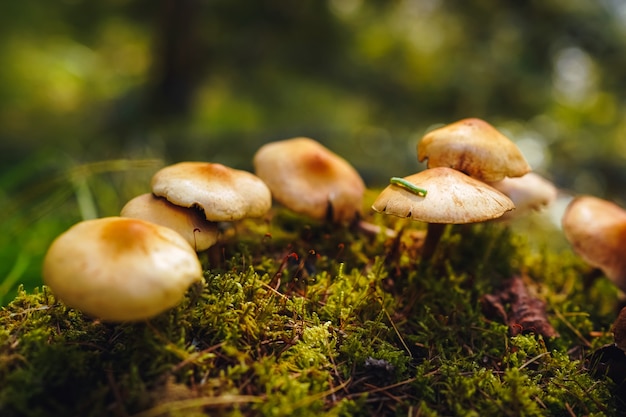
left=0, top=252, right=30, bottom=304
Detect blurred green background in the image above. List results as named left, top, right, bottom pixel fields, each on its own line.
left=1, top=0, right=626, bottom=301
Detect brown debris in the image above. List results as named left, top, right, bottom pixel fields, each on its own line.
left=482, top=275, right=559, bottom=338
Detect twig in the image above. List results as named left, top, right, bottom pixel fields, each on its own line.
left=130, top=395, right=264, bottom=417
left=518, top=351, right=550, bottom=370
left=381, top=303, right=412, bottom=358
left=552, top=308, right=591, bottom=347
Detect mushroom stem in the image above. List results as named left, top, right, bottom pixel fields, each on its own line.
left=421, top=223, right=446, bottom=261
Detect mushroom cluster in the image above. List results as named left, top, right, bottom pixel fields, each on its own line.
left=124, top=161, right=272, bottom=251
left=36, top=117, right=626, bottom=404
left=372, top=118, right=540, bottom=260
left=44, top=161, right=272, bottom=321
left=43, top=138, right=371, bottom=322
left=39, top=124, right=590, bottom=325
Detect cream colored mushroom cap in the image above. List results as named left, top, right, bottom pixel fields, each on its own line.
left=42, top=217, right=203, bottom=321
left=562, top=195, right=626, bottom=291
left=372, top=167, right=515, bottom=224
left=489, top=172, right=557, bottom=218
left=417, top=118, right=531, bottom=182
left=121, top=193, right=219, bottom=251
left=151, top=162, right=272, bottom=222
left=253, top=137, right=366, bottom=223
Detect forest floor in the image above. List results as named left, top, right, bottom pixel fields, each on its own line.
left=0, top=191, right=624, bottom=417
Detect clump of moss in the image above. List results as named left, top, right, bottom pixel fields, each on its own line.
left=0, top=207, right=620, bottom=416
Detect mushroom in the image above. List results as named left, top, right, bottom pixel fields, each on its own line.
left=120, top=193, right=219, bottom=251
left=151, top=162, right=272, bottom=222
left=372, top=167, right=515, bottom=260
left=489, top=172, right=558, bottom=221
left=42, top=217, right=203, bottom=321
left=253, top=137, right=365, bottom=224
left=562, top=195, right=626, bottom=292
left=613, top=306, right=626, bottom=352
left=417, top=118, right=531, bottom=182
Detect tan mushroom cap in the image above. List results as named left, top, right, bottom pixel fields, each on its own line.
left=372, top=167, right=515, bottom=224
left=42, top=217, right=203, bottom=321
left=613, top=306, right=626, bottom=351
left=121, top=193, right=219, bottom=251
left=253, top=137, right=366, bottom=224
left=489, top=172, right=557, bottom=219
left=417, top=118, right=531, bottom=182
left=151, top=162, right=272, bottom=222
left=562, top=195, right=626, bottom=291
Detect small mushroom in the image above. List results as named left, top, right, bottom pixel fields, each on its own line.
left=151, top=162, right=272, bottom=222
left=489, top=172, right=558, bottom=220
left=253, top=137, right=365, bottom=224
left=562, top=195, right=626, bottom=292
left=417, top=118, right=531, bottom=182
left=42, top=217, right=203, bottom=321
left=372, top=167, right=515, bottom=259
left=613, top=306, right=626, bottom=352
left=120, top=193, right=219, bottom=251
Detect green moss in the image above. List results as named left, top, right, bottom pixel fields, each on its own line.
left=0, top=208, right=621, bottom=416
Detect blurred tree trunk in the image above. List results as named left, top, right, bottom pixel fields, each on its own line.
left=147, top=0, right=206, bottom=122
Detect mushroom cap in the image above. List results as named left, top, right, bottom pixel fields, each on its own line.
left=613, top=306, right=626, bottom=351
left=253, top=137, right=366, bottom=223
left=489, top=172, right=558, bottom=219
left=121, top=193, right=219, bottom=251
left=562, top=195, right=626, bottom=291
left=42, top=217, right=203, bottom=321
left=372, top=167, right=515, bottom=224
left=151, top=162, right=272, bottom=222
left=417, top=118, right=531, bottom=182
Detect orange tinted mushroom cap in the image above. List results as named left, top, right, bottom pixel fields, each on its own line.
left=372, top=167, right=515, bottom=224
left=612, top=306, right=626, bottom=351
left=42, top=217, right=203, bottom=321
left=417, top=118, right=531, bottom=182
left=151, top=162, right=272, bottom=222
left=489, top=172, right=557, bottom=220
left=253, top=137, right=365, bottom=224
left=121, top=193, right=219, bottom=251
left=562, top=195, right=626, bottom=291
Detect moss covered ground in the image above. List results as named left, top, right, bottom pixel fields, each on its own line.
left=0, top=188, right=624, bottom=416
